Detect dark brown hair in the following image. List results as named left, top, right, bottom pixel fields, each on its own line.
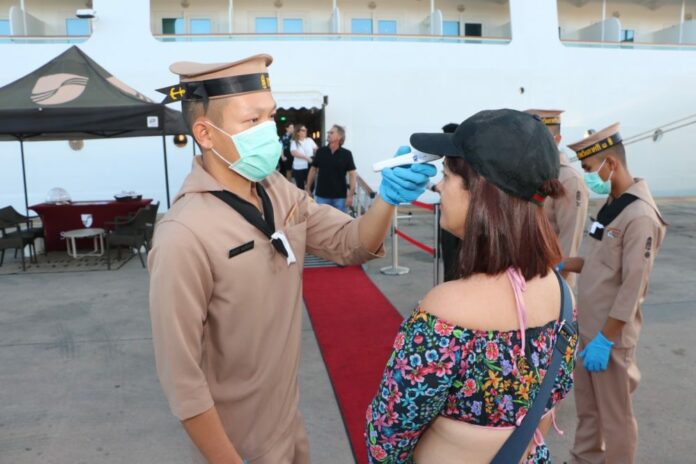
left=446, top=157, right=564, bottom=281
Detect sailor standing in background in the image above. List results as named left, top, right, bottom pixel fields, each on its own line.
left=567, top=123, right=667, bottom=464
left=526, top=109, right=588, bottom=287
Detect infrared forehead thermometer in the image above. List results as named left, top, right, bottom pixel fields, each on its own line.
left=372, top=148, right=442, bottom=172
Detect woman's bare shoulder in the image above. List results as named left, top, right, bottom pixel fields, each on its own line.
left=420, top=276, right=503, bottom=328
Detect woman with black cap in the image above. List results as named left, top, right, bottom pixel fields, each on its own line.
left=365, top=109, right=579, bottom=463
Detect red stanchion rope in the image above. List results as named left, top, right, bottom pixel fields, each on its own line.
left=394, top=228, right=435, bottom=256
left=411, top=200, right=435, bottom=212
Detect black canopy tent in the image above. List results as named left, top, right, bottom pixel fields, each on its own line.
left=0, top=46, right=188, bottom=211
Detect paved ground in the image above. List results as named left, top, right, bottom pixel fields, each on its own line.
left=0, top=198, right=694, bottom=463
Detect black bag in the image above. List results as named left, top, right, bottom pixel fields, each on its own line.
left=490, top=270, right=576, bottom=463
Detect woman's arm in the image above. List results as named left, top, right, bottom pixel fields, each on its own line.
left=366, top=315, right=463, bottom=463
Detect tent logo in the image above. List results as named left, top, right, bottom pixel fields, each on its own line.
left=31, top=73, right=89, bottom=105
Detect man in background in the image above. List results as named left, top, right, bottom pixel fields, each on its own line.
left=279, top=122, right=294, bottom=180
left=526, top=109, right=589, bottom=287
left=305, top=124, right=356, bottom=212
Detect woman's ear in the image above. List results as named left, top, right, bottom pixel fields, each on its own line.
left=192, top=117, right=213, bottom=150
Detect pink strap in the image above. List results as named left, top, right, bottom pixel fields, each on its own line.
left=551, top=409, right=564, bottom=436
left=506, top=268, right=528, bottom=352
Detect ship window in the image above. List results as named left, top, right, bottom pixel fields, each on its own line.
left=464, top=23, right=482, bottom=37
left=0, top=19, right=9, bottom=35
left=66, top=18, right=90, bottom=36
left=351, top=18, right=373, bottom=34
left=378, top=20, right=397, bottom=34
left=190, top=19, right=211, bottom=34
left=283, top=18, right=303, bottom=33
left=443, top=20, right=460, bottom=36
left=621, top=29, right=635, bottom=43
left=255, top=17, right=278, bottom=33
left=162, top=18, right=184, bottom=34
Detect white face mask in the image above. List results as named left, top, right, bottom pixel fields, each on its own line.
left=205, top=120, right=282, bottom=182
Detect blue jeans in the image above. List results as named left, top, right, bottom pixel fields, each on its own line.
left=314, top=195, right=346, bottom=212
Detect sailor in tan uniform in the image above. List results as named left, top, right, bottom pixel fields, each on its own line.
left=526, top=109, right=589, bottom=287
left=149, top=55, right=436, bottom=464
left=567, top=123, right=667, bottom=464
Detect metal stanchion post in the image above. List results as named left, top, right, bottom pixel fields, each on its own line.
left=380, top=206, right=410, bottom=275
left=433, top=203, right=441, bottom=286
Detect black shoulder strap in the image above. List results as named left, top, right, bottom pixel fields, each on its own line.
left=590, top=193, right=639, bottom=240
left=491, top=270, right=576, bottom=463
left=209, top=185, right=289, bottom=258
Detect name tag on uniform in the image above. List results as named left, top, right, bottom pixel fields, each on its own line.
left=606, top=227, right=622, bottom=239
left=229, top=240, right=254, bottom=259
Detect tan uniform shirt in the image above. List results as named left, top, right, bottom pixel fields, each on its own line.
left=544, top=153, right=589, bottom=287
left=148, top=157, right=384, bottom=460
left=576, top=179, right=666, bottom=348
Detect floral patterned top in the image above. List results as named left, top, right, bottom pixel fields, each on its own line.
left=365, top=303, right=578, bottom=463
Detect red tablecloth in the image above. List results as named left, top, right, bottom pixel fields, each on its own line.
left=30, top=199, right=152, bottom=251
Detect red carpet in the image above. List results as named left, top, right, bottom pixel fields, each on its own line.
left=303, top=266, right=404, bottom=464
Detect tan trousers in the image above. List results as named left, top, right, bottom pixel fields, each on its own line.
left=253, top=412, right=311, bottom=464
left=191, top=411, right=311, bottom=464
left=571, top=337, right=641, bottom=464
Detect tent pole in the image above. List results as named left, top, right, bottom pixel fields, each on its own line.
left=162, top=134, right=171, bottom=209
left=20, top=139, right=29, bottom=215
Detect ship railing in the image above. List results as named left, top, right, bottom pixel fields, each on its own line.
left=152, top=32, right=511, bottom=44
left=0, top=35, right=89, bottom=44
left=561, top=38, right=696, bottom=51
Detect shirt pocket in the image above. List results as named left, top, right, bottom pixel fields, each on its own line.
left=598, top=230, right=623, bottom=271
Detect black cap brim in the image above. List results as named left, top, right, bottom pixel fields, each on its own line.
left=410, top=132, right=464, bottom=157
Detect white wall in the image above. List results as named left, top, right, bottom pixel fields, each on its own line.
left=558, top=0, right=696, bottom=42
left=0, top=0, right=695, bottom=214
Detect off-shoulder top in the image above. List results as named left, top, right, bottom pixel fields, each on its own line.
left=365, top=269, right=578, bottom=463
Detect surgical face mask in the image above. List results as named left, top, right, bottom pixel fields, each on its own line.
left=206, top=120, right=282, bottom=182
left=583, top=159, right=613, bottom=195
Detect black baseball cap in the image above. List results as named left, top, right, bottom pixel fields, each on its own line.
left=410, top=109, right=560, bottom=205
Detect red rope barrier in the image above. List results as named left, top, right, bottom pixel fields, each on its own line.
left=411, top=200, right=435, bottom=212
left=395, top=228, right=435, bottom=256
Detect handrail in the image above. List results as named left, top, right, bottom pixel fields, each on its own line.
left=561, top=38, right=696, bottom=50
left=153, top=32, right=511, bottom=44
left=357, top=175, right=375, bottom=198
left=353, top=174, right=376, bottom=218
left=622, top=113, right=696, bottom=144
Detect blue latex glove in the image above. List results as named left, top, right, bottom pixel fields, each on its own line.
left=580, top=332, right=614, bottom=372
left=379, top=146, right=437, bottom=206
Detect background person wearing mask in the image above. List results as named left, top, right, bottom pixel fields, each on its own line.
left=305, top=124, right=356, bottom=212
left=526, top=109, right=589, bottom=287
left=568, top=123, right=667, bottom=464
left=149, top=54, right=436, bottom=464
left=290, top=123, right=317, bottom=190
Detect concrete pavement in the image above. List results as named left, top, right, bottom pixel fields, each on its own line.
left=0, top=197, right=694, bottom=463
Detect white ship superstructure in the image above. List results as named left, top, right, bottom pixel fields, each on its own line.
left=0, top=0, right=695, bottom=210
